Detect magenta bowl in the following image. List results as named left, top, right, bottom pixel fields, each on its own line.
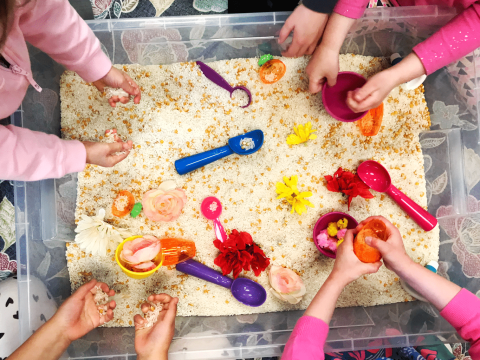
left=313, top=211, right=358, bottom=259
left=322, top=71, right=368, bottom=122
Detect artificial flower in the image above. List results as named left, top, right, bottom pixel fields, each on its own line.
left=75, top=208, right=132, bottom=256
left=142, top=180, right=187, bottom=222
left=324, top=168, right=374, bottom=210
left=316, top=230, right=339, bottom=253
left=269, top=265, right=306, bottom=304
left=286, top=122, right=317, bottom=145
left=214, top=229, right=270, bottom=279
left=120, top=235, right=161, bottom=272
left=276, top=175, right=314, bottom=215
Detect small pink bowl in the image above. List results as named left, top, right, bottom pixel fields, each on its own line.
left=322, top=72, right=368, bottom=122
left=313, top=212, right=358, bottom=259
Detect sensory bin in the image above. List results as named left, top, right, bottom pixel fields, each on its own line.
left=61, top=54, right=439, bottom=326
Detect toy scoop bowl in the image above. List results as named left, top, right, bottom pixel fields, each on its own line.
left=322, top=72, right=368, bottom=122
left=176, top=259, right=267, bottom=307
left=197, top=61, right=252, bottom=108
left=201, top=196, right=227, bottom=242
left=313, top=212, right=358, bottom=259
left=357, top=160, right=437, bottom=231
left=175, top=130, right=264, bottom=175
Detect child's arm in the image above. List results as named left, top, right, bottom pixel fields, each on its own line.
left=8, top=279, right=116, bottom=360
left=19, top=0, right=140, bottom=105
left=282, top=230, right=382, bottom=360
left=364, top=216, right=480, bottom=358
left=134, top=293, right=179, bottom=360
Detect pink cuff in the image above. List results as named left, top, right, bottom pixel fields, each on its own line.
left=333, top=0, right=367, bottom=19
left=74, top=48, right=112, bottom=83
left=440, top=288, right=480, bottom=328
left=61, top=140, right=87, bottom=174
left=293, top=316, right=329, bottom=341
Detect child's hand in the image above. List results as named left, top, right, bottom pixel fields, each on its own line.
left=358, top=216, right=412, bottom=272
left=83, top=138, right=133, bottom=167
left=306, top=45, right=339, bottom=93
left=51, top=279, right=115, bottom=342
left=134, top=294, right=179, bottom=360
left=278, top=5, right=329, bottom=57
left=345, top=69, right=399, bottom=112
left=331, top=229, right=382, bottom=285
left=93, top=67, right=141, bottom=107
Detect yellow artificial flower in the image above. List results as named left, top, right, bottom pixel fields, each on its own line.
left=276, top=175, right=314, bottom=215
left=337, top=218, right=348, bottom=229
left=327, top=222, right=338, bottom=237
left=286, top=122, right=317, bottom=145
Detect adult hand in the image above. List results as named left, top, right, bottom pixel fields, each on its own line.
left=279, top=5, right=329, bottom=57
left=135, top=294, right=179, bottom=360
left=51, top=279, right=116, bottom=342
left=93, top=66, right=141, bottom=107
left=305, top=45, right=339, bottom=93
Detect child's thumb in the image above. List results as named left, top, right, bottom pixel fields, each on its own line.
left=108, top=142, right=124, bottom=154
left=164, top=297, right=178, bottom=324
left=326, top=73, right=337, bottom=87
left=365, top=236, right=386, bottom=252
left=121, top=79, right=137, bottom=96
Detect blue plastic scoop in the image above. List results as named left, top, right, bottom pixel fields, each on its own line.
left=175, top=130, right=264, bottom=175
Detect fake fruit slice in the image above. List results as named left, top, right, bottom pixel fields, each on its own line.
left=112, top=190, right=135, bottom=217
left=259, top=59, right=286, bottom=84
left=358, top=102, right=384, bottom=136
left=353, top=219, right=387, bottom=263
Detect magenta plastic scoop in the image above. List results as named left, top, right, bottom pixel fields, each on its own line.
left=357, top=160, right=437, bottom=231
left=201, top=196, right=227, bottom=242
left=176, top=259, right=267, bottom=307
left=197, top=61, right=252, bottom=108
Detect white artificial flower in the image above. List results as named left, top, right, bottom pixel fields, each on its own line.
left=74, top=208, right=132, bottom=256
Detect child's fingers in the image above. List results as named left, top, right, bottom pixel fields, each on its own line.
left=124, top=73, right=142, bottom=104
left=108, top=152, right=130, bottom=167
left=119, top=96, right=130, bottom=104
left=326, top=72, right=337, bottom=87
left=108, top=300, right=116, bottom=310
left=107, top=142, right=126, bottom=155
left=108, top=96, right=118, bottom=107
left=163, top=297, right=178, bottom=325
left=361, top=261, right=382, bottom=274
left=74, top=279, right=98, bottom=299
left=154, top=293, right=173, bottom=304
left=308, top=75, right=325, bottom=94
left=283, top=38, right=302, bottom=58
left=278, top=21, right=294, bottom=45
left=133, top=314, right=146, bottom=330
left=141, top=302, right=151, bottom=314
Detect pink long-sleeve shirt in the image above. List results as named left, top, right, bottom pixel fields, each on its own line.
left=334, top=0, right=480, bottom=75
left=282, top=289, right=480, bottom=359
left=0, top=0, right=112, bottom=181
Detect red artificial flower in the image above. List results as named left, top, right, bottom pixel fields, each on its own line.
left=324, top=167, right=374, bottom=210
left=213, top=229, right=270, bottom=279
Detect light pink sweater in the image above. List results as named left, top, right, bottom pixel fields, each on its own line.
left=334, top=0, right=480, bottom=75
left=0, top=0, right=112, bottom=181
left=282, top=289, right=480, bottom=359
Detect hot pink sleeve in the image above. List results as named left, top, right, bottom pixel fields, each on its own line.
left=19, top=0, right=112, bottom=82
left=0, top=125, right=86, bottom=181
left=440, top=288, right=480, bottom=359
left=413, top=3, right=480, bottom=75
left=333, top=0, right=369, bottom=19
left=281, top=316, right=329, bottom=360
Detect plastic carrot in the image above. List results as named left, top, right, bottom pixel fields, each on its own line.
left=358, top=102, right=384, bottom=136
left=112, top=190, right=135, bottom=217
left=259, top=59, right=286, bottom=84
left=353, top=219, right=387, bottom=263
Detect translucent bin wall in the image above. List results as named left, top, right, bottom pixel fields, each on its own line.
left=14, top=7, right=480, bottom=359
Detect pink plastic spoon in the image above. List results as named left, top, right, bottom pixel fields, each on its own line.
left=201, top=196, right=227, bottom=242
left=357, top=160, right=437, bottom=231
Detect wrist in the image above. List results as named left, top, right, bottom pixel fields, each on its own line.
left=327, top=271, right=351, bottom=288
left=138, top=353, right=168, bottom=360
left=390, top=254, right=415, bottom=275
left=43, top=316, right=72, bottom=347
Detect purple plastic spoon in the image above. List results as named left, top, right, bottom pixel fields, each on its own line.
left=176, top=259, right=267, bottom=307
left=197, top=61, right=252, bottom=108
left=357, top=160, right=438, bottom=231
left=201, top=196, right=227, bottom=242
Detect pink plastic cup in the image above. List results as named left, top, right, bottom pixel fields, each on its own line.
left=322, top=72, right=368, bottom=122
left=313, top=212, right=358, bottom=259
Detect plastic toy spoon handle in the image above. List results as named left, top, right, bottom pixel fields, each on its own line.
left=213, top=218, right=227, bottom=242
left=175, top=145, right=234, bottom=175
left=176, top=259, right=233, bottom=289
left=197, top=61, right=234, bottom=93
left=386, top=184, right=438, bottom=231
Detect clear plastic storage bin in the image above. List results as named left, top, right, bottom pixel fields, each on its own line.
left=14, top=7, right=480, bottom=359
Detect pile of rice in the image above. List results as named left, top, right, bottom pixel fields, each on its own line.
left=61, top=55, right=439, bottom=327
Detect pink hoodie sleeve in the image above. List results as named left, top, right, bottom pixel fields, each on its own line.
left=440, top=288, right=480, bottom=359
left=281, top=316, right=329, bottom=360
left=19, top=0, right=112, bottom=82
left=0, top=125, right=86, bottom=181
left=413, top=3, right=480, bottom=75
left=333, top=0, right=369, bottom=19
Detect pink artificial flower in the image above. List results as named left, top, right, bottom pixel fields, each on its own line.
left=328, top=239, right=338, bottom=253
left=316, top=230, right=329, bottom=248
left=120, top=235, right=161, bottom=272
left=268, top=265, right=306, bottom=304
left=142, top=180, right=187, bottom=222
left=337, top=228, right=347, bottom=240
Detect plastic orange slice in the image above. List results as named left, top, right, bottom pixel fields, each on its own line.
left=353, top=219, right=387, bottom=263
left=112, top=190, right=135, bottom=217
left=358, top=102, right=384, bottom=136
left=259, top=59, right=286, bottom=84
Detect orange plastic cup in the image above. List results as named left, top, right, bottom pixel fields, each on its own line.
left=353, top=219, right=387, bottom=263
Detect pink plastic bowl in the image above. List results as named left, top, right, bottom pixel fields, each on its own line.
left=322, top=72, right=368, bottom=122
left=313, top=211, right=358, bottom=259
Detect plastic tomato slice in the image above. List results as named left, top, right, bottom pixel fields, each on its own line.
left=353, top=219, right=387, bottom=263
left=259, top=59, right=286, bottom=84
left=358, top=102, right=384, bottom=136
left=112, top=190, right=135, bottom=217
